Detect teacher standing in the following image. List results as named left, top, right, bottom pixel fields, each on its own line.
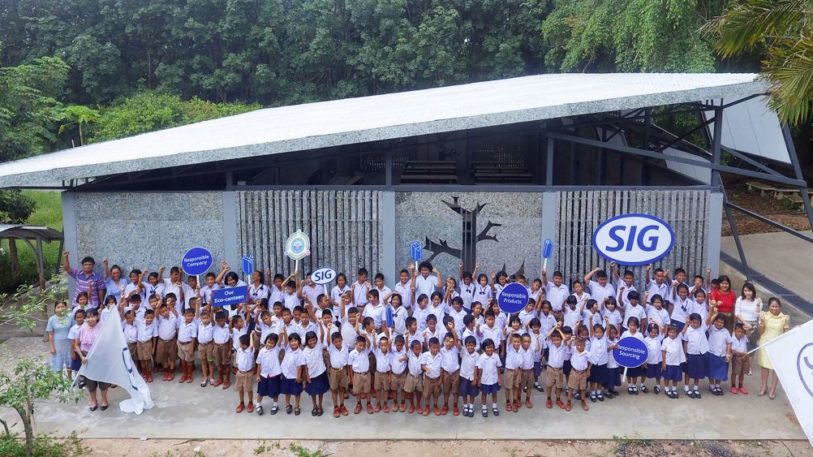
left=756, top=297, right=790, bottom=400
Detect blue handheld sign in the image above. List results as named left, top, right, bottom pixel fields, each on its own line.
left=592, top=213, right=675, bottom=266
left=613, top=336, right=648, bottom=368
left=241, top=256, right=254, bottom=276
left=181, top=247, right=213, bottom=276
left=211, top=286, right=249, bottom=307
left=409, top=240, right=422, bottom=262
left=543, top=239, right=554, bottom=259
left=497, top=282, right=529, bottom=314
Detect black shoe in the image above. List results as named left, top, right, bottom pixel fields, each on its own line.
left=654, top=385, right=661, bottom=395
left=311, top=408, right=317, bottom=416
left=627, top=386, right=634, bottom=395
left=286, top=404, right=293, bottom=414
left=256, top=405, right=264, bottom=416
left=590, top=393, right=597, bottom=403
left=88, top=405, right=98, bottom=412
left=694, top=390, right=701, bottom=399
left=482, top=408, right=488, bottom=417
left=270, top=405, right=279, bottom=415
left=100, top=404, right=108, bottom=411
left=597, top=392, right=604, bottom=401
left=493, top=407, right=500, bottom=416
left=640, top=385, right=648, bottom=394
left=534, top=383, right=544, bottom=392
left=294, top=407, right=301, bottom=416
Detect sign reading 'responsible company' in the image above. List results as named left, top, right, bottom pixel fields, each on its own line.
left=592, top=213, right=674, bottom=266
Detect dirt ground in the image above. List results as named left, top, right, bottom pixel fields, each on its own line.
left=723, top=180, right=811, bottom=236
left=76, top=438, right=812, bottom=457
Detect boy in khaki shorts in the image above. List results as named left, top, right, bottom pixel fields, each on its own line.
left=155, top=304, right=179, bottom=381
left=373, top=335, right=393, bottom=412
left=390, top=335, right=408, bottom=411
left=136, top=309, right=158, bottom=382
left=327, top=332, right=349, bottom=417
left=440, top=332, right=461, bottom=416
left=503, top=334, right=523, bottom=412
left=545, top=326, right=566, bottom=410
left=176, top=307, right=197, bottom=383
left=420, top=337, right=443, bottom=416
left=567, top=337, right=591, bottom=412
left=234, top=333, right=255, bottom=413
left=212, top=310, right=232, bottom=388
left=196, top=309, right=216, bottom=387
left=404, top=340, right=424, bottom=413
left=520, top=334, right=536, bottom=408
left=348, top=336, right=372, bottom=414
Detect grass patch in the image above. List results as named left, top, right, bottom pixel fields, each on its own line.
left=288, top=443, right=327, bottom=457
left=0, top=432, right=88, bottom=457
left=0, top=190, right=62, bottom=292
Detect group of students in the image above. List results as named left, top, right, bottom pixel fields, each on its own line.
left=49, top=252, right=790, bottom=417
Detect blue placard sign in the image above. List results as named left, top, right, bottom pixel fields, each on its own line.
left=497, top=282, right=529, bottom=314
left=613, top=336, right=649, bottom=368
left=543, top=239, right=554, bottom=259
left=211, top=286, right=249, bottom=307
left=592, top=213, right=675, bottom=266
left=241, top=255, right=254, bottom=276
left=181, top=247, right=213, bottom=276
left=409, top=240, right=422, bottom=262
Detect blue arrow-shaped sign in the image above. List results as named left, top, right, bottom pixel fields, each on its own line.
left=241, top=255, right=254, bottom=276
left=409, top=240, right=422, bottom=262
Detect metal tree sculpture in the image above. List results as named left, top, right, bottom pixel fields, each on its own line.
left=424, top=196, right=502, bottom=272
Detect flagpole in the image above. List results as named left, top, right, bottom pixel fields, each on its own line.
left=746, top=318, right=812, bottom=355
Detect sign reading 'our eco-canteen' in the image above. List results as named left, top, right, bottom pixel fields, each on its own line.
left=592, top=213, right=675, bottom=266
left=211, top=286, right=249, bottom=307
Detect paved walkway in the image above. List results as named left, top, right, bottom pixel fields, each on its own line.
left=0, top=336, right=804, bottom=441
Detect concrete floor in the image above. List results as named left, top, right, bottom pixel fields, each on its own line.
left=0, top=337, right=803, bottom=441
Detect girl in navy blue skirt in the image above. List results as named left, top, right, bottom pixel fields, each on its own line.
left=620, top=317, right=645, bottom=394
left=303, top=331, right=330, bottom=416
left=643, top=324, right=663, bottom=394
left=682, top=313, right=709, bottom=399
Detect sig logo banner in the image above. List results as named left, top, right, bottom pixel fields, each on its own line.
left=592, top=213, right=674, bottom=266
left=311, top=267, right=336, bottom=285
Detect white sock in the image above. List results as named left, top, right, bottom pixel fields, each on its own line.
left=684, top=385, right=689, bottom=392
left=693, top=385, right=699, bottom=391
left=492, top=402, right=498, bottom=409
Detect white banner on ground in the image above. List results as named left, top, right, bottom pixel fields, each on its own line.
left=76, top=315, right=154, bottom=414
left=764, top=319, right=813, bottom=446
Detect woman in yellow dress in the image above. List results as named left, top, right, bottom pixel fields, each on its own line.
left=757, top=297, right=790, bottom=399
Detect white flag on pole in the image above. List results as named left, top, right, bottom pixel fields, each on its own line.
left=764, top=319, right=813, bottom=445
left=76, top=314, right=154, bottom=414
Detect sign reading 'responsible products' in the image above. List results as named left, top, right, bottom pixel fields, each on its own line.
left=613, top=337, right=648, bottom=368
left=497, top=282, right=529, bottom=314
left=211, top=286, right=248, bottom=307
left=592, top=213, right=674, bottom=266
left=181, top=247, right=213, bottom=276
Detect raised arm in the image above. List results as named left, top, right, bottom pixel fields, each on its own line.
left=62, top=250, right=71, bottom=273
left=434, top=267, right=442, bottom=289
left=102, top=258, right=111, bottom=280
left=584, top=267, right=601, bottom=284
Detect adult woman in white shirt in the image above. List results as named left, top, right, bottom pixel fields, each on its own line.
left=734, top=283, right=761, bottom=337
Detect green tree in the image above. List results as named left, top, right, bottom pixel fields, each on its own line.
left=58, top=105, right=100, bottom=146
left=706, top=0, right=813, bottom=125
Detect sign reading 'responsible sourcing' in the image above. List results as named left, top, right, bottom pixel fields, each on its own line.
left=592, top=213, right=674, bottom=266
left=181, top=247, right=213, bottom=276
left=211, top=286, right=248, bottom=307
left=613, top=336, right=648, bottom=368
left=497, top=282, right=529, bottom=314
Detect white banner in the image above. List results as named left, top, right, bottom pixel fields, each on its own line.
left=764, top=319, right=813, bottom=446
left=76, top=315, right=154, bottom=414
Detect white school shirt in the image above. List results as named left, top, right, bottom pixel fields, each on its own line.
left=476, top=353, right=502, bottom=385
left=414, top=275, right=438, bottom=304
left=67, top=323, right=80, bottom=341
left=257, top=346, right=282, bottom=377
left=197, top=321, right=214, bottom=344
left=255, top=320, right=277, bottom=346
left=427, top=302, right=447, bottom=324
left=520, top=347, right=534, bottom=370
left=249, top=283, right=270, bottom=302
left=235, top=346, right=254, bottom=372
left=327, top=344, right=349, bottom=369
left=200, top=283, right=219, bottom=305
left=646, top=305, right=670, bottom=328
left=141, top=281, right=159, bottom=305
left=213, top=325, right=230, bottom=344
left=607, top=338, right=619, bottom=369
left=644, top=335, right=663, bottom=364
left=181, top=283, right=198, bottom=310
left=304, top=343, right=327, bottom=378
left=563, top=306, right=581, bottom=331
left=420, top=351, right=442, bottom=379
left=123, top=321, right=138, bottom=343
left=573, top=291, right=591, bottom=310
left=589, top=335, right=609, bottom=366
left=661, top=337, right=685, bottom=366
left=283, top=292, right=299, bottom=312
left=351, top=281, right=371, bottom=307
left=493, top=313, right=507, bottom=337
left=391, top=306, right=408, bottom=335
left=588, top=280, right=615, bottom=308
left=391, top=348, right=408, bottom=375
left=472, top=284, right=492, bottom=306
left=373, top=348, right=392, bottom=373
left=124, top=304, right=146, bottom=320
left=330, top=284, right=351, bottom=308
left=462, top=327, right=481, bottom=348
left=671, top=296, right=692, bottom=324
left=363, top=302, right=386, bottom=329
left=448, top=307, right=467, bottom=336
left=422, top=326, right=444, bottom=347
left=375, top=285, right=392, bottom=305
left=157, top=313, right=179, bottom=340
left=340, top=319, right=358, bottom=352
left=692, top=300, right=709, bottom=324
left=232, top=326, right=248, bottom=351
left=504, top=345, right=523, bottom=370
left=539, top=313, right=557, bottom=336
left=480, top=324, right=502, bottom=349
left=616, top=281, right=637, bottom=307
left=623, top=304, right=646, bottom=328
left=707, top=326, right=733, bottom=357
left=393, top=281, right=413, bottom=310
left=602, top=308, right=622, bottom=330
left=177, top=320, right=197, bottom=343
left=545, top=282, right=570, bottom=312
left=518, top=308, right=537, bottom=328
left=135, top=318, right=157, bottom=343
left=646, top=280, right=671, bottom=304
left=530, top=331, right=545, bottom=359
left=460, top=350, right=479, bottom=381
left=459, top=281, right=476, bottom=310
left=412, top=305, right=430, bottom=332
left=731, top=334, right=748, bottom=354
left=407, top=352, right=423, bottom=376
left=682, top=326, right=709, bottom=355
left=348, top=348, right=370, bottom=373
left=301, top=283, right=325, bottom=307
left=571, top=348, right=590, bottom=371
left=493, top=283, right=506, bottom=302
left=268, top=285, right=284, bottom=307
left=280, top=348, right=306, bottom=379
left=440, top=346, right=460, bottom=373
left=156, top=279, right=183, bottom=311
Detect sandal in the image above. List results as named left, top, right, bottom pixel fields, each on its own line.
left=88, top=404, right=98, bottom=412
left=100, top=404, right=109, bottom=411
left=739, top=387, right=749, bottom=395
left=286, top=404, right=293, bottom=414
left=354, top=403, right=362, bottom=414
left=294, top=407, right=301, bottom=416
left=200, top=379, right=208, bottom=388
left=311, top=408, right=318, bottom=417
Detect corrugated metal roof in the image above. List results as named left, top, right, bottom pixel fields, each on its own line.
left=0, top=73, right=766, bottom=188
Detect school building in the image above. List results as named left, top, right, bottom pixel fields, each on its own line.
left=0, top=73, right=809, bottom=286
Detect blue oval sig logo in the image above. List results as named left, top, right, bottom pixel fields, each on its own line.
left=592, top=213, right=674, bottom=266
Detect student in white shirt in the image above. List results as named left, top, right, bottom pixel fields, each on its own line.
left=475, top=338, right=502, bottom=417
left=248, top=271, right=271, bottom=303
left=440, top=331, right=461, bottom=416
left=670, top=283, right=692, bottom=333
left=730, top=323, right=751, bottom=394
left=472, top=274, right=493, bottom=308
left=682, top=313, right=709, bottom=398
left=645, top=266, right=672, bottom=303
left=660, top=325, right=685, bottom=398
left=458, top=264, right=477, bottom=311
left=420, top=337, right=444, bottom=416
left=373, top=273, right=392, bottom=305
left=303, top=330, right=329, bottom=416
left=542, top=270, right=570, bottom=314
left=587, top=321, right=609, bottom=402
left=390, top=293, right=408, bottom=336
left=299, top=273, right=325, bottom=308
left=176, top=307, right=198, bottom=384
left=362, top=289, right=386, bottom=332
left=394, top=267, right=416, bottom=311
left=350, top=268, right=372, bottom=308
left=326, top=331, right=350, bottom=417
left=568, top=337, right=591, bottom=412
left=348, top=335, right=372, bottom=414
left=545, top=326, right=566, bottom=409
left=706, top=309, right=733, bottom=396
left=195, top=307, right=215, bottom=387
left=256, top=333, right=282, bottom=415
left=584, top=267, right=616, bottom=310
left=415, top=261, right=442, bottom=307
left=330, top=273, right=352, bottom=314
left=390, top=335, right=409, bottom=412
left=280, top=332, right=306, bottom=415
left=233, top=333, right=255, bottom=413
left=459, top=335, right=480, bottom=417
left=372, top=332, right=393, bottom=413
left=643, top=323, right=664, bottom=394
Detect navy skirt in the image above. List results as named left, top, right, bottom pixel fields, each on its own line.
left=459, top=377, right=479, bottom=397
left=686, top=353, right=707, bottom=379
left=281, top=375, right=304, bottom=395
left=663, top=365, right=682, bottom=382
left=588, top=364, right=607, bottom=384
left=706, top=353, right=729, bottom=381
left=670, top=320, right=685, bottom=333
left=605, top=367, right=622, bottom=387
left=258, top=374, right=281, bottom=397
left=646, top=363, right=662, bottom=379
left=305, top=371, right=330, bottom=396
left=626, top=365, right=644, bottom=378
left=480, top=382, right=500, bottom=394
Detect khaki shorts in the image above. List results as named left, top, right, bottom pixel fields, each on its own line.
left=546, top=367, right=564, bottom=389
left=521, top=368, right=535, bottom=391
left=235, top=371, right=254, bottom=392
left=424, top=375, right=441, bottom=397
left=177, top=340, right=195, bottom=362
left=136, top=340, right=154, bottom=362
left=374, top=371, right=391, bottom=391
left=328, top=367, right=348, bottom=390
left=732, top=354, right=751, bottom=377
left=390, top=371, right=407, bottom=391
left=503, top=368, right=521, bottom=390
left=127, top=342, right=138, bottom=360
left=214, top=343, right=231, bottom=367
left=442, top=370, right=460, bottom=394
left=352, top=372, right=371, bottom=395
left=156, top=338, right=176, bottom=365
left=199, top=342, right=215, bottom=365
left=404, top=373, right=423, bottom=393
left=568, top=368, right=588, bottom=391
